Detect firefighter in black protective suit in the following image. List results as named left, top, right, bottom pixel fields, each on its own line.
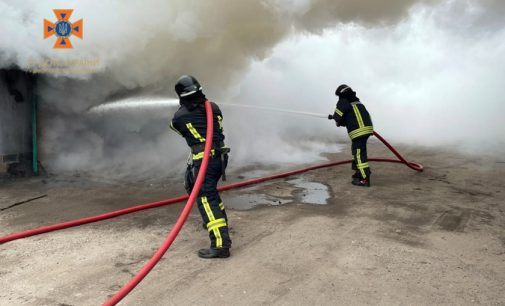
left=328, top=84, right=374, bottom=187
left=170, top=75, right=232, bottom=259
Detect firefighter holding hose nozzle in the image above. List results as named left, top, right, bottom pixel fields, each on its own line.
left=328, top=85, right=374, bottom=187
left=170, top=75, right=232, bottom=258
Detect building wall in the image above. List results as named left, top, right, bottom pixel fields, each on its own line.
left=0, top=69, right=34, bottom=175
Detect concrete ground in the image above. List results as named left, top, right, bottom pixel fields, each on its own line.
left=0, top=142, right=504, bottom=305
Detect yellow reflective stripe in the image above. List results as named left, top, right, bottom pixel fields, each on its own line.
left=217, top=115, right=224, bottom=131
left=170, top=122, right=182, bottom=136
left=208, top=224, right=225, bottom=232
left=357, top=149, right=367, bottom=179
left=207, top=218, right=226, bottom=229
left=350, top=126, right=373, bottom=134
left=219, top=202, right=225, bottom=210
left=202, top=197, right=223, bottom=247
left=202, top=196, right=215, bottom=221
left=349, top=126, right=373, bottom=139
left=357, top=162, right=369, bottom=169
left=350, top=127, right=373, bottom=135
left=193, top=152, right=204, bottom=160
left=186, top=123, right=205, bottom=142
left=350, top=130, right=373, bottom=139
left=207, top=219, right=227, bottom=232
left=334, top=108, right=343, bottom=117
left=349, top=130, right=373, bottom=139
left=352, top=104, right=365, bottom=128
left=214, top=228, right=222, bottom=248
left=192, top=149, right=215, bottom=160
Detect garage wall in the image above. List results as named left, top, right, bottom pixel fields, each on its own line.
left=0, top=69, right=34, bottom=175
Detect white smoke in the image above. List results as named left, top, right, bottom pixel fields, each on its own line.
left=232, top=0, right=505, bottom=159
left=0, top=0, right=504, bottom=178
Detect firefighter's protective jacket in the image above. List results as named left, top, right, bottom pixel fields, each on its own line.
left=170, top=100, right=226, bottom=160
left=333, top=98, right=373, bottom=140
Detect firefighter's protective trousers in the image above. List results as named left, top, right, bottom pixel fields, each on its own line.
left=351, top=135, right=371, bottom=180
left=171, top=99, right=231, bottom=249
left=193, top=153, right=231, bottom=249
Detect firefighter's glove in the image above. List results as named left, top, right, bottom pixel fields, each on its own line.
left=184, top=164, right=195, bottom=195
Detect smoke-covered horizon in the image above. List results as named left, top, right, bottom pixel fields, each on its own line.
left=233, top=1, right=505, bottom=157
left=1, top=0, right=504, bottom=178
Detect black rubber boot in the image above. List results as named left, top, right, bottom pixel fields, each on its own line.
left=198, top=248, right=230, bottom=259
left=352, top=171, right=360, bottom=179
left=352, top=176, right=371, bottom=187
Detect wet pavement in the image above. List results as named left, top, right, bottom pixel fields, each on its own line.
left=225, top=174, right=330, bottom=210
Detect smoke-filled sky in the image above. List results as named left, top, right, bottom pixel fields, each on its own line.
left=0, top=0, right=504, bottom=178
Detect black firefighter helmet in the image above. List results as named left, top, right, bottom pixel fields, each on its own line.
left=335, top=84, right=353, bottom=96
left=175, top=75, right=203, bottom=98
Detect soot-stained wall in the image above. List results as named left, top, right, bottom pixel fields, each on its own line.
left=0, top=69, right=34, bottom=175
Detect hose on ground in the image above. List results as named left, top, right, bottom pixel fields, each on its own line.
left=0, top=131, right=422, bottom=246
left=0, top=113, right=423, bottom=305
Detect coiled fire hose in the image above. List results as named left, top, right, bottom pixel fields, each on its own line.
left=0, top=103, right=423, bottom=305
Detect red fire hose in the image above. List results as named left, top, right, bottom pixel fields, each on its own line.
left=0, top=133, right=422, bottom=246
left=0, top=104, right=423, bottom=305
left=0, top=132, right=423, bottom=244
left=102, top=101, right=215, bottom=305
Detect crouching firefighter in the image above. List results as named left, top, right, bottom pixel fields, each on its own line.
left=328, top=84, right=374, bottom=187
left=170, top=75, right=232, bottom=258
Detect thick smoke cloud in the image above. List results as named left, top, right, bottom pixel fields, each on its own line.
left=0, top=0, right=503, bottom=178
left=286, top=0, right=434, bottom=29
left=231, top=0, right=505, bottom=162
left=1, top=0, right=438, bottom=98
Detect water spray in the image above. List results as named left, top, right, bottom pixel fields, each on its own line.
left=88, top=97, right=328, bottom=119
left=87, top=98, right=180, bottom=114
left=219, top=103, right=328, bottom=119
left=2, top=98, right=423, bottom=305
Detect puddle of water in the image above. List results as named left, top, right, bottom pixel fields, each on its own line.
left=287, top=178, right=330, bottom=205
left=225, top=176, right=330, bottom=210
left=225, top=193, right=292, bottom=210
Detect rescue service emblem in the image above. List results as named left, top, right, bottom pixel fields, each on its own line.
left=44, top=9, right=83, bottom=49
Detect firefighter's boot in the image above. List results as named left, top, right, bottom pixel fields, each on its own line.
left=198, top=247, right=230, bottom=259
left=352, top=175, right=371, bottom=187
